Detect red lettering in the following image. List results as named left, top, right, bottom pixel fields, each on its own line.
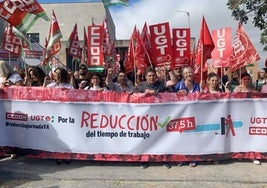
left=81, top=111, right=90, bottom=127
left=100, top=115, right=108, bottom=128
left=127, top=116, right=135, bottom=130
left=119, top=115, right=126, bottom=129
left=90, top=113, right=98, bottom=128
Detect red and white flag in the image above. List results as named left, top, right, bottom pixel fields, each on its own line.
left=67, top=23, right=81, bottom=60
left=229, top=23, right=260, bottom=71
left=149, top=22, right=173, bottom=67
left=211, top=27, right=232, bottom=67
left=87, top=24, right=104, bottom=69
left=172, top=28, right=191, bottom=68
left=0, top=0, right=49, bottom=33
left=42, top=10, right=62, bottom=66
left=1, top=23, right=22, bottom=55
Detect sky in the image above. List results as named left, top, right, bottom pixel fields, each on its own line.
left=107, top=0, right=266, bottom=67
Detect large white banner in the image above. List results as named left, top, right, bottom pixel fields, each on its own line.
left=1, top=97, right=267, bottom=156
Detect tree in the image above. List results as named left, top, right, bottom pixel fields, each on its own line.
left=226, top=0, right=267, bottom=51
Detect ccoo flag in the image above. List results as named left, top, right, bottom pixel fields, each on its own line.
left=67, top=23, right=81, bottom=60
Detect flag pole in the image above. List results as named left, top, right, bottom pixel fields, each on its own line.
left=201, top=43, right=203, bottom=84
left=132, top=37, right=138, bottom=86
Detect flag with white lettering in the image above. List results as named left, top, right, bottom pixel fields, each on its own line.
left=172, top=28, right=191, bottom=68
left=67, top=23, right=81, bottom=60
left=87, top=24, right=104, bottom=72
left=1, top=23, right=22, bottom=55
left=211, top=27, right=232, bottom=67
left=149, top=22, right=173, bottom=67
left=229, top=23, right=260, bottom=71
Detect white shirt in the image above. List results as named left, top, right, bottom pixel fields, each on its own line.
left=46, top=82, right=74, bottom=89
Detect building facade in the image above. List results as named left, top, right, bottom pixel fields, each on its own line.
left=29, top=1, right=121, bottom=70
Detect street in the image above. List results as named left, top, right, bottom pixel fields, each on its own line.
left=0, top=156, right=267, bottom=188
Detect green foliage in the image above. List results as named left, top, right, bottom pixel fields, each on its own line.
left=227, top=0, right=267, bottom=51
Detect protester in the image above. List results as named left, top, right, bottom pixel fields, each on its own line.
left=233, top=72, right=256, bottom=92
left=25, top=66, right=46, bottom=87
left=221, top=67, right=231, bottom=92
left=16, top=68, right=26, bottom=81
left=89, top=73, right=107, bottom=91
left=0, top=60, right=24, bottom=87
left=173, top=66, right=200, bottom=96
left=232, top=72, right=259, bottom=164
left=202, top=72, right=223, bottom=93
left=46, top=67, right=74, bottom=89
left=106, top=68, right=134, bottom=94
left=136, top=64, right=177, bottom=95
left=225, top=70, right=240, bottom=92
left=173, top=67, right=183, bottom=82
left=254, top=68, right=267, bottom=92
left=135, top=65, right=177, bottom=169
left=74, top=64, right=90, bottom=89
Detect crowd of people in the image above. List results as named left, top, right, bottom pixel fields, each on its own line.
left=1, top=60, right=267, bottom=95
left=0, top=59, right=267, bottom=167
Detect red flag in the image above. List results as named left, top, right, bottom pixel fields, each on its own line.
left=149, top=22, right=174, bottom=67
left=124, top=51, right=133, bottom=74
left=195, top=16, right=215, bottom=72
left=102, top=19, right=114, bottom=57
left=81, top=26, right=88, bottom=64
left=172, top=28, right=191, bottom=68
left=87, top=24, right=104, bottom=71
left=131, top=27, right=148, bottom=74
left=67, top=23, right=81, bottom=59
left=0, top=0, right=49, bottom=33
left=211, top=27, right=232, bottom=67
left=42, top=11, right=62, bottom=66
left=229, top=23, right=260, bottom=71
left=125, top=36, right=135, bottom=74
left=1, top=23, right=22, bottom=55
left=141, top=22, right=152, bottom=65
left=141, top=23, right=151, bottom=51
